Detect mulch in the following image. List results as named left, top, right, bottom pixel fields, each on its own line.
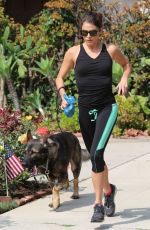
left=0, top=180, right=51, bottom=206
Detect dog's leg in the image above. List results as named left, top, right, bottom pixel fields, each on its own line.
left=58, top=173, right=69, bottom=190
left=70, top=158, right=81, bottom=199
left=52, top=184, right=62, bottom=210
left=63, top=179, right=69, bottom=189
left=71, top=178, right=80, bottom=199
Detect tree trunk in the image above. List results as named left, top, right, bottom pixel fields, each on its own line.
left=6, top=78, right=21, bottom=112
left=0, top=78, right=5, bottom=108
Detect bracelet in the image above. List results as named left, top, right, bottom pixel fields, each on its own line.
left=57, top=86, right=65, bottom=93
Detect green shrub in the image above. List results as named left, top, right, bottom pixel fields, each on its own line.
left=112, top=125, right=123, bottom=137
left=59, top=107, right=80, bottom=132
left=0, top=201, right=18, bottom=214
left=115, top=95, right=145, bottom=132
left=145, top=120, right=150, bottom=135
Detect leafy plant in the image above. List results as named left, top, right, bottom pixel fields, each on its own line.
left=134, top=95, right=150, bottom=117
left=59, top=106, right=80, bottom=132
left=146, top=120, right=150, bottom=135
left=0, top=26, right=28, bottom=110
left=112, top=61, right=123, bottom=85
left=32, top=56, right=56, bottom=90
left=0, top=108, right=21, bottom=134
left=0, top=201, right=18, bottom=214
left=115, top=95, right=146, bottom=132
left=131, top=57, right=150, bottom=99
left=24, top=88, right=45, bottom=118
left=0, top=108, right=35, bottom=157
left=112, top=125, right=123, bottom=137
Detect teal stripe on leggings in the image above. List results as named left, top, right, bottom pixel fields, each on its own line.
left=96, top=104, right=118, bottom=151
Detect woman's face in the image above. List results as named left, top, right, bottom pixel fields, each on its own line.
left=81, top=22, right=100, bottom=45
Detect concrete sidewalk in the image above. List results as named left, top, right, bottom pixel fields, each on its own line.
left=0, top=137, right=150, bottom=230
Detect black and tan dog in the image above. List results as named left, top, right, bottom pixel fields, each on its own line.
left=24, top=131, right=90, bottom=210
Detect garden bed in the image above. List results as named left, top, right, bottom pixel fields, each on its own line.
left=0, top=179, right=51, bottom=214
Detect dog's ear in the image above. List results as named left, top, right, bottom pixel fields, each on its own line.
left=27, top=129, right=33, bottom=141
left=47, top=138, right=59, bottom=149
left=47, top=138, right=54, bottom=145
left=46, top=138, right=59, bottom=159
left=39, top=136, right=47, bottom=145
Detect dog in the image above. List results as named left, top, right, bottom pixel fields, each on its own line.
left=24, top=130, right=90, bottom=210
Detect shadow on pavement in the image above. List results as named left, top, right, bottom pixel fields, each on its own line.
left=95, top=207, right=150, bottom=229
left=0, top=216, right=16, bottom=228
left=49, top=192, right=94, bottom=212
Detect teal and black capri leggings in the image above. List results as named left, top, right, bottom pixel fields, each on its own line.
left=79, top=103, right=118, bottom=173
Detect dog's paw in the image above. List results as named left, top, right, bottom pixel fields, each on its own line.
left=49, top=202, right=53, bottom=208
left=71, top=194, right=80, bottom=199
left=53, top=202, right=60, bottom=210
left=49, top=203, right=60, bottom=210
left=49, top=200, right=60, bottom=210
left=52, top=197, right=60, bottom=210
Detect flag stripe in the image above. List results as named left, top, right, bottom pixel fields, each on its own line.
left=9, top=155, right=24, bottom=171
left=6, top=170, right=12, bottom=180
left=7, top=157, right=20, bottom=174
left=7, top=158, right=24, bottom=175
left=6, top=170, right=15, bottom=180
left=4, top=143, right=24, bottom=180
left=6, top=161, right=21, bottom=178
left=6, top=167, right=17, bottom=180
left=14, top=155, right=24, bottom=170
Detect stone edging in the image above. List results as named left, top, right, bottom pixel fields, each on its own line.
left=13, top=188, right=51, bottom=206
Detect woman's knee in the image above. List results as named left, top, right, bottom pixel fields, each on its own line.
left=91, top=152, right=105, bottom=173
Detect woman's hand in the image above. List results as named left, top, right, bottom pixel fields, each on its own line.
left=116, top=76, right=128, bottom=96
left=60, top=97, right=68, bottom=110
left=107, top=44, right=131, bottom=96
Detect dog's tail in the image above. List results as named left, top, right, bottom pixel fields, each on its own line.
left=81, top=149, right=90, bottom=161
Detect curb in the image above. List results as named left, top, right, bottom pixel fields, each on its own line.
left=13, top=188, right=51, bottom=206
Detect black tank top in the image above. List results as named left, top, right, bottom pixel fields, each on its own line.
left=74, top=43, right=115, bottom=109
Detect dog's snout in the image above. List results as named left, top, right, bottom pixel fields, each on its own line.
left=22, top=159, right=31, bottom=169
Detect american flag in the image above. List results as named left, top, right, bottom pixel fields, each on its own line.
left=4, top=144, right=24, bottom=180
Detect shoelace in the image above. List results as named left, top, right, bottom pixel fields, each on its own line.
left=94, top=205, right=104, bottom=213
left=105, top=195, right=114, bottom=207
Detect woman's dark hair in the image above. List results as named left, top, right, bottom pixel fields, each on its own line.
left=80, top=12, right=103, bottom=29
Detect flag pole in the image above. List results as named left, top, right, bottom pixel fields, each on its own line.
left=0, top=156, right=9, bottom=197
left=2, top=141, right=9, bottom=196
left=3, top=159, right=9, bottom=197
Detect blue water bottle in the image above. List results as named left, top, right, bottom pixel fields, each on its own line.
left=63, top=94, right=75, bottom=117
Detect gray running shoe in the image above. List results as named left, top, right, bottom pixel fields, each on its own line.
left=91, top=204, right=105, bottom=222
left=104, top=184, right=117, bottom=217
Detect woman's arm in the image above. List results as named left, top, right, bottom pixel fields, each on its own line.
left=55, top=48, right=74, bottom=108
left=108, top=44, right=132, bottom=95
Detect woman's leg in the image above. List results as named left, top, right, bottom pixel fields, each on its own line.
left=90, top=104, right=118, bottom=209
left=92, top=165, right=111, bottom=204
left=79, top=106, right=96, bottom=153
left=91, top=171, right=104, bottom=205
left=103, top=165, right=111, bottom=193
left=79, top=104, right=118, bottom=221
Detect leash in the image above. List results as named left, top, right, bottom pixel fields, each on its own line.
left=55, top=92, right=63, bottom=132
left=31, top=159, right=53, bottom=190
left=45, top=157, right=59, bottom=190
left=44, top=157, right=53, bottom=190
left=45, top=174, right=53, bottom=191
left=46, top=70, right=63, bottom=132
